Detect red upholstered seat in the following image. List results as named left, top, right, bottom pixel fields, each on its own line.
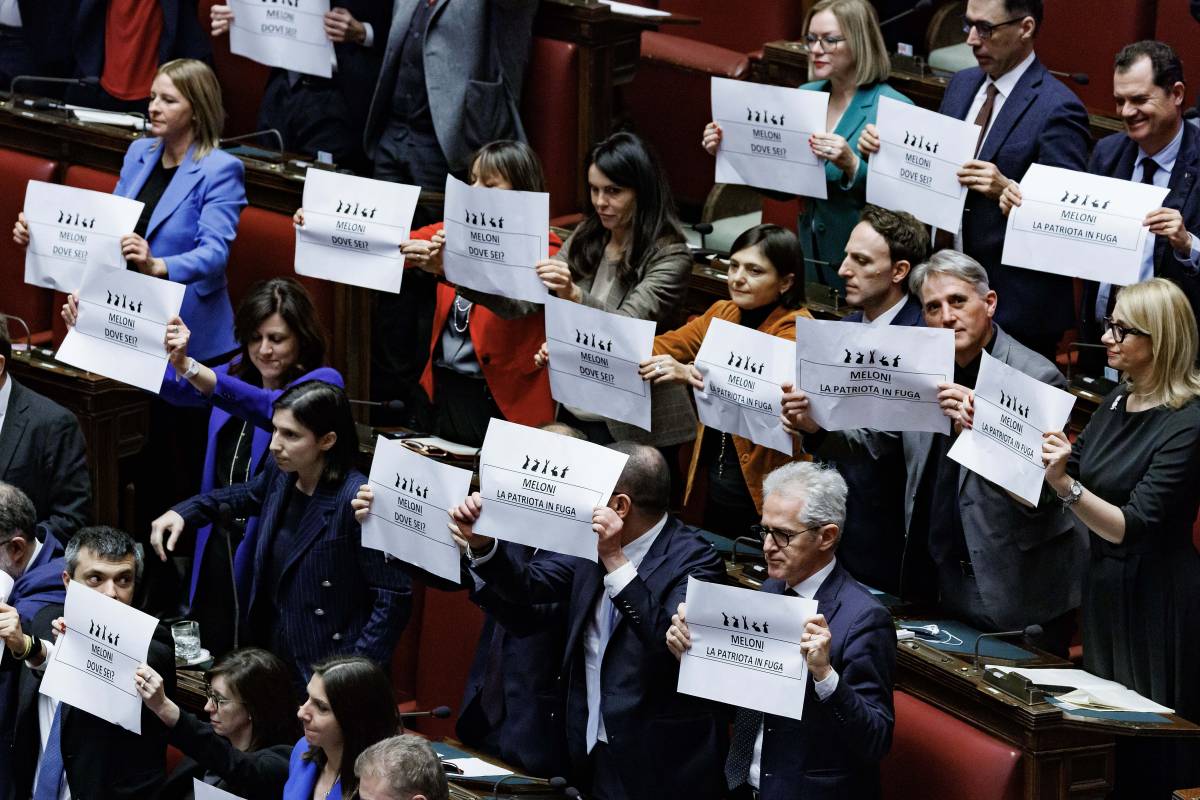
left=62, top=165, right=119, bottom=194
left=0, top=149, right=59, bottom=339
left=882, top=690, right=1023, bottom=800
left=522, top=36, right=582, bottom=220
left=197, top=0, right=271, bottom=136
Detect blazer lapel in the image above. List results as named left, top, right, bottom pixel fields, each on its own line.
left=0, top=381, right=30, bottom=476
left=946, top=72, right=987, bottom=120
left=564, top=562, right=606, bottom=669
left=977, top=60, right=1042, bottom=164
left=1156, top=124, right=1200, bottom=267
left=126, top=142, right=160, bottom=200
left=145, top=143, right=203, bottom=240
left=834, top=85, right=875, bottom=143
left=812, top=564, right=844, bottom=627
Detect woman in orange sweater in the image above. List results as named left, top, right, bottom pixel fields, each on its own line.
left=640, top=224, right=810, bottom=539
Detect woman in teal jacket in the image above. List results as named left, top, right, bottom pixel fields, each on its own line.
left=703, top=0, right=911, bottom=293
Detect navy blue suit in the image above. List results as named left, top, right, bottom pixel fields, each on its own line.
left=744, top=563, right=895, bottom=800
left=939, top=58, right=1090, bottom=351
left=173, top=462, right=411, bottom=685
left=474, top=517, right=729, bottom=800
left=70, top=0, right=210, bottom=86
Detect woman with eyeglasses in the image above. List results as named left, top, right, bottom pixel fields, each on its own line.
left=1042, top=278, right=1200, bottom=795
left=701, top=0, right=911, bottom=292
left=134, top=648, right=299, bottom=800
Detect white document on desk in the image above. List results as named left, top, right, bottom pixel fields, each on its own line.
left=947, top=351, right=1076, bottom=505
left=23, top=180, right=143, bottom=292
left=1002, top=164, right=1170, bottom=285
left=361, top=436, right=472, bottom=584
left=476, top=420, right=629, bottom=561
left=677, top=577, right=817, bottom=721
left=693, top=318, right=795, bottom=455
left=794, top=317, right=955, bottom=434
left=55, top=266, right=186, bottom=393
left=989, top=666, right=1173, bottom=713
left=545, top=295, right=655, bottom=431
left=228, top=0, right=334, bottom=77
left=295, top=168, right=420, bottom=293
left=193, top=780, right=247, bottom=800
left=442, top=175, right=550, bottom=304
left=39, top=581, right=158, bottom=734
left=866, top=97, right=978, bottom=231
left=711, top=77, right=829, bottom=198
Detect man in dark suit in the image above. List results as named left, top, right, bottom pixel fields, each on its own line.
left=0, top=318, right=90, bottom=543
left=861, top=0, right=1090, bottom=358
left=829, top=206, right=929, bottom=593
left=447, top=443, right=728, bottom=800
left=0, top=526, right=176, bottom=799
left=667, top=461, right=895, bottom=800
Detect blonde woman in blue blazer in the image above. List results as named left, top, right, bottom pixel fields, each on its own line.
left=703, top=0, right=911, bottom=294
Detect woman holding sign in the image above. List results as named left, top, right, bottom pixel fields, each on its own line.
left=1042, top=278, right=1200, bottom=794
left=700, top=0, right=910, bottom=291
left=641, top=224, right=812, bottom=539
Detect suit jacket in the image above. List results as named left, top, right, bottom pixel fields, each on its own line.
left=157, top=709, right=292, bottom=800
left=939, top=57, right=1090, bottom=345
left=5, top=604, right=176, bottom=800
left=0, top=378, right=90, bottom=542
left=755, top=563, right=895, bottom=800
left=475, top=516, right=730, bottom=800
left=798, top=80, right=912, bottom=288
left=14, top=0, right=73, bottom=77
left=363, top=0, right=538, bottom=172
left=173, top=462, right=410, bottom=684
left=333, top=0, right=393, bottom=133
left=71, top=0, right=210, bottom=85
left=158, top=363, right=344, bottom=605
left=813, top=325, right=1085, bottom=628
left=114, top=138, right=246, bottom=360
left=1081, top=122, right=1200, bottom=342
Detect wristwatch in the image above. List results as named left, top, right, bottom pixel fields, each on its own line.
left=1057, top=479, right=1083, bottom=506
left=182, top=357, right=201, bottom=379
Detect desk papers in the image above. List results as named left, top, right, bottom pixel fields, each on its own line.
left=711, top=77, right=829, bottom=198
left=193, top=781, right=247, bottom=800
left=545, top=296, right=655, bottom=430
left=794, top=317, right=955, bottom=434
left=56, top=266, right=186, bottom=393
left=443, top=175, right=550, bottom=304
left=866, top=97, right=979, bottom=231
left=476, top=420, right=629, bottom=561
left=228, top=0, right=334, bottom=77
left=677, top=577, right=817, bottom=721
left=947, top=351, right=1076, bottom=505
left=294, top=168, right=420, bottom=292
left=40, top=581, right=158, bottom=734
left=989, top=667, right=1173, bottom=713
left=1002, top=164, right=1170, bottom=286
left=23, top=180, right=143, bottom=292
left=361, top=437, right=472, bottom=584
left=693, top=317, right=794, bottom=455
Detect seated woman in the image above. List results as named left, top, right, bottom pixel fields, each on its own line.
left=285, top=656, right=401, bottom=800
left=639, top=224, right=811, bottom=538
left=151, top=380, right=410, bottom=687
left=134, top=648, right=299, bottom=800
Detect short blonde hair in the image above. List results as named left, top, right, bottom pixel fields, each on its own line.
left=155, top=59, right=225, bottom=158
left=804, top=0, right=891, bottom=87
left=1114, top=278, right=1200, bottom=409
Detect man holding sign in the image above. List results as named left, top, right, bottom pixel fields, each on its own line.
left=666, top=462, right=894, bottom=800
left=0, top=527, right=176, bottom=799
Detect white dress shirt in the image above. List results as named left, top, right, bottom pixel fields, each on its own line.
left=30, top=639, right=72, bottom=800
left=749, top=557, right=839, bottom=789
left=864, top=294, right=910, bottom=326
left=0, top=375, right=12, bottom=442
left=0, top=0, right=21, bottom=27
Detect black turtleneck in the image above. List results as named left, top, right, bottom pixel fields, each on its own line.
left=737, top=301, right=778, bottom=330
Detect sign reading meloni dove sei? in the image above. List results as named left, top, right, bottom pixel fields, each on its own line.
left=228, top=0, right=335, bottom=77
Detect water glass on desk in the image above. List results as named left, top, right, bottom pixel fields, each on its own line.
left=171, top=620, right=202, bottom=663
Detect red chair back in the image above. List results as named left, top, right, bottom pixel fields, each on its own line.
left=0, top=149, right=59, bottom=336
left=522, top=37, right=582, bottom=219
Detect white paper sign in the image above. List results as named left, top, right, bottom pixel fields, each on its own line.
left=39, top=581, right=158, bottom=734
left=0, top=571, right=12, bottom=604
left=544, top=296, right=655, bottom=431
left=677, top=577, right=817, bottom=721
left=1002, top=164, right=1171, bottom=286
left=712, top=77, right=829, bottom=198
left=794, top=317, right=955, bottom=434
left=361, top=437, right=472, bottom=584
left=193, top=780, right=247, bottom=800
left=55, top=266, right=186, bottom=393
left=295, top=169, right=420, bottom=293
left=442, top=175, right=550, bottom=304
left=866, top=97, right=979, bottom=231
left=228, top=0, right=334, bottom=78
left=23, top=180, right=144, bottom=292
left=948, top=351, right=1076, bottom=505
left=476, top=420, right=629, bottom=561
left=693, top=318, right=795, bottom=455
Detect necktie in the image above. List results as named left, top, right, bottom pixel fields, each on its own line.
left=479, top=624, right=507, bottom=728
left=973, top=83, right=999, bottom=157
left=1104, top=158, right=1161, bottom=317
left=33, top=705, right=65, bottom=800
left=724, top=707, right=764, bottom=790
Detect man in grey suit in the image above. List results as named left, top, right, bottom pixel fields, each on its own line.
left=782, top=251, right=1084, bottom=655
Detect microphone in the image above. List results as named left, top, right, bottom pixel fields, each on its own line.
left=1047, top=69, right=1089, bottom=86
left=219, top=128, right=286, bottom=156
left=491, top=774, right=526, bottom=798
left=878, top=0, right=933, bottom=27
left=564, top=788, right=585, bottom=799
left=9, top=75, right=99, bottom=95
left=548, top=777, right=568, bottom=790
left=217, top=503, right=240, bottom=650
left=730, top=535, right=761, bottom=568
left=399, top=704, right=452, bottom=720
left=973, top=623, right=1043, bottom=673
left=0, top=313, right=33, bottom=352
left=348, top=398, right=407, bottom=413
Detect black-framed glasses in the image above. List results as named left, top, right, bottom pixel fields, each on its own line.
left=750, top=523, right=823, bottom=548
left=961, top=15, right=1026, bottom=39
left=803, top=33, right=846, bottom=51
left=1102, top=316, right=1149, bottom=343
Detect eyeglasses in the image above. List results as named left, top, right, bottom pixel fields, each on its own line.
left=206, top=690, right=238, bottom=708
left=750, top=523, right=823, bottom=548
left=803, top=34, right=846, bottom=51
left=1102, top=316, right=1149, bottom=343
left=961, top=15, right=1026, bottom=39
